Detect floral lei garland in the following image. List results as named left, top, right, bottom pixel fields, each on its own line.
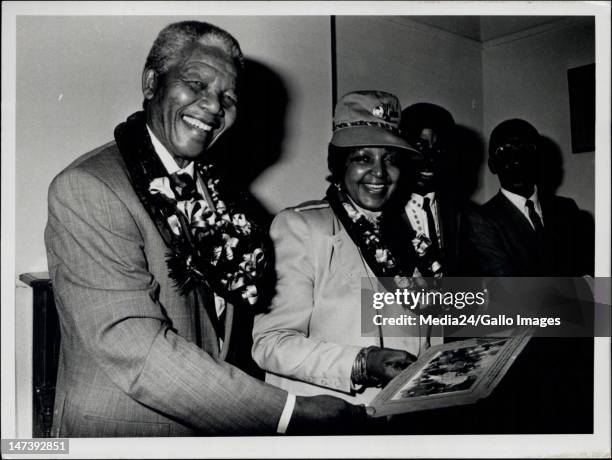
left=115, top=111, right=267, bottom=307
left=148, top=163, right=265, bottom=305
left=325, top=183, right=443, bottom=291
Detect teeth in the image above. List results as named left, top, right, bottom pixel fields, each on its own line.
left=364, top=184, right=386, bottom=192
left=183, top=115, right=212, bottom=132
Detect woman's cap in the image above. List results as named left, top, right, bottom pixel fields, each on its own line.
left=331, top=90, right=422, bottom=158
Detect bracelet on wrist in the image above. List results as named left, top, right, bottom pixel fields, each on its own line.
left=351, top=346, right=381, bottom=387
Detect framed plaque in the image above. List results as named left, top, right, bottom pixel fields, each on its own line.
left=369, top=328, right=533, bottom=417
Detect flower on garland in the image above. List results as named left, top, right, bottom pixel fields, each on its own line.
left=337, top=188, right=403, bottom=277
left=149, top=176, right=176, bottom=200
left=232, top=213, right=252, bottom=235
left=412, top=233, right=443, bottom=278
left=375, top=248, right=388, bottom=264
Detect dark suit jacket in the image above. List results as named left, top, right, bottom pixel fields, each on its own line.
left=436, top=191, right=464, bottom=275
left=458, top=191, right=594, bottom=433
left=463, top=191, right=587, bottom=277
left=45, top=132, right=287, bottom=436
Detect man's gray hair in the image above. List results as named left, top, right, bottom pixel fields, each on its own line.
left=144, top=21, right=244, bottom=76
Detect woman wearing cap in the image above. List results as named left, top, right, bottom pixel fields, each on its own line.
left=252, top=91, right=440, bottom=405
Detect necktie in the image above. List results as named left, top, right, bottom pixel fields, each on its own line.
left=168, top=170, right=198, bottom=200
left=423, top=197, right=440, bottom=252
left=526, top=200, right=544, bottom=234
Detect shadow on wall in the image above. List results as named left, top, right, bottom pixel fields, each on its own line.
left=538, top=135, right=565, bottom=196
left=537, top=135, right=594, bottom=275
left=576, top=209, right=595, bottom=276
left=210, top=58, right=289, bottom=228
left=207, top=59, right=289, bottom=377
left=441, top=124, right=485, bottom=206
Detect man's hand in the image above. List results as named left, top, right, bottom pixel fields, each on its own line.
left=287, top=395, right=371, bottom=434
left=366, top=348, right=416, bottom=386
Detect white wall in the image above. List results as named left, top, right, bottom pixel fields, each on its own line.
left=14, top=15, right=332, bottom=436
left=482, top=18, right=595, bottom=213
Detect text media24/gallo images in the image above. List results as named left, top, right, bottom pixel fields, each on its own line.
left=372, top=314, right=561, bottom=328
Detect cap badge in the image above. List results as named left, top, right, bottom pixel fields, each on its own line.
left=372, top=104, right=397, bottom=122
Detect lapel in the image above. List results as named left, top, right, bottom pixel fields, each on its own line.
left=219, top=302, right=234, bottom=360
left=538, top=195, right=560, bottom=235
left=395, top=209, right=418, bottom=274
left=193, top=286, right=221, bottom=357
left=436, top=193, right=459, bottom=271
left=194, top=286, right=236, bottom=360
left=491, top=192, right=546, bottom=276
left=115, top=112, right=176, bottom=249
left=537, top=195, right=564, bottom=270
left=493, top=192, right=539, bottom=245
left=436, top=193, right=457, bottom=248
left=334, top=220, right=371, bottom=279
left=400, top=205, right=418, bottom=240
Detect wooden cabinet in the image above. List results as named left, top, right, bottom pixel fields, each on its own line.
left=20, top=272, right=60, bottom=438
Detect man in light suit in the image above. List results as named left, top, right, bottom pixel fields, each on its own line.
left=45, top=21, right=366, bottom=437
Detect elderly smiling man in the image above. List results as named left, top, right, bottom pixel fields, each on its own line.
left=45, top=21, right=366, bottom=437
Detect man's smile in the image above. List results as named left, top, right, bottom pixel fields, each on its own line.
left=182, top=115, right=214, bottom=132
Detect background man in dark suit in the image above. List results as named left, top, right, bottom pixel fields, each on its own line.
left=465, top=118, right=589, bottom=277
left=399, top=103, right=463, bottom=276
left=44, top=20, right=366, bottom=437
left=460, top=118, right=593, bottom=434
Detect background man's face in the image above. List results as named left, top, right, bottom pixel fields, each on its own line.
left=145, top=43, right=238, bottom=165
left=412, top=127, right=442, bottom=194
left=492, top=136, right=538, bottom=197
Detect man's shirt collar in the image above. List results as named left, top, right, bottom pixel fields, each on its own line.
left=500, top=186, right=540, bottom=210
left=146, top=125, right=195, bottom=177
left=500, top=185, right=542, bottom=221
left=409, top=192, right=436, bottom=208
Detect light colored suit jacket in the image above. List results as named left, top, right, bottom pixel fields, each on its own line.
left=45, top=139, right=287, bottom=437
left=252, top=201, right=438, bottom=405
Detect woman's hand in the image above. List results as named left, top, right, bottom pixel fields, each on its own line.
left=366, top=347, right=416, bottom=386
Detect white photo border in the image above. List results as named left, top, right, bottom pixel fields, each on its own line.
left=2, top=1, right=610, bottom=458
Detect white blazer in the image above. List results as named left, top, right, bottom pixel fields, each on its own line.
left=252, top=200, right=440, bottom=405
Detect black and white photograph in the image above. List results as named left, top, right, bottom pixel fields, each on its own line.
left=1, top=1, right=610, bottom=458
left=391, top=339, right=509, bottom=399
